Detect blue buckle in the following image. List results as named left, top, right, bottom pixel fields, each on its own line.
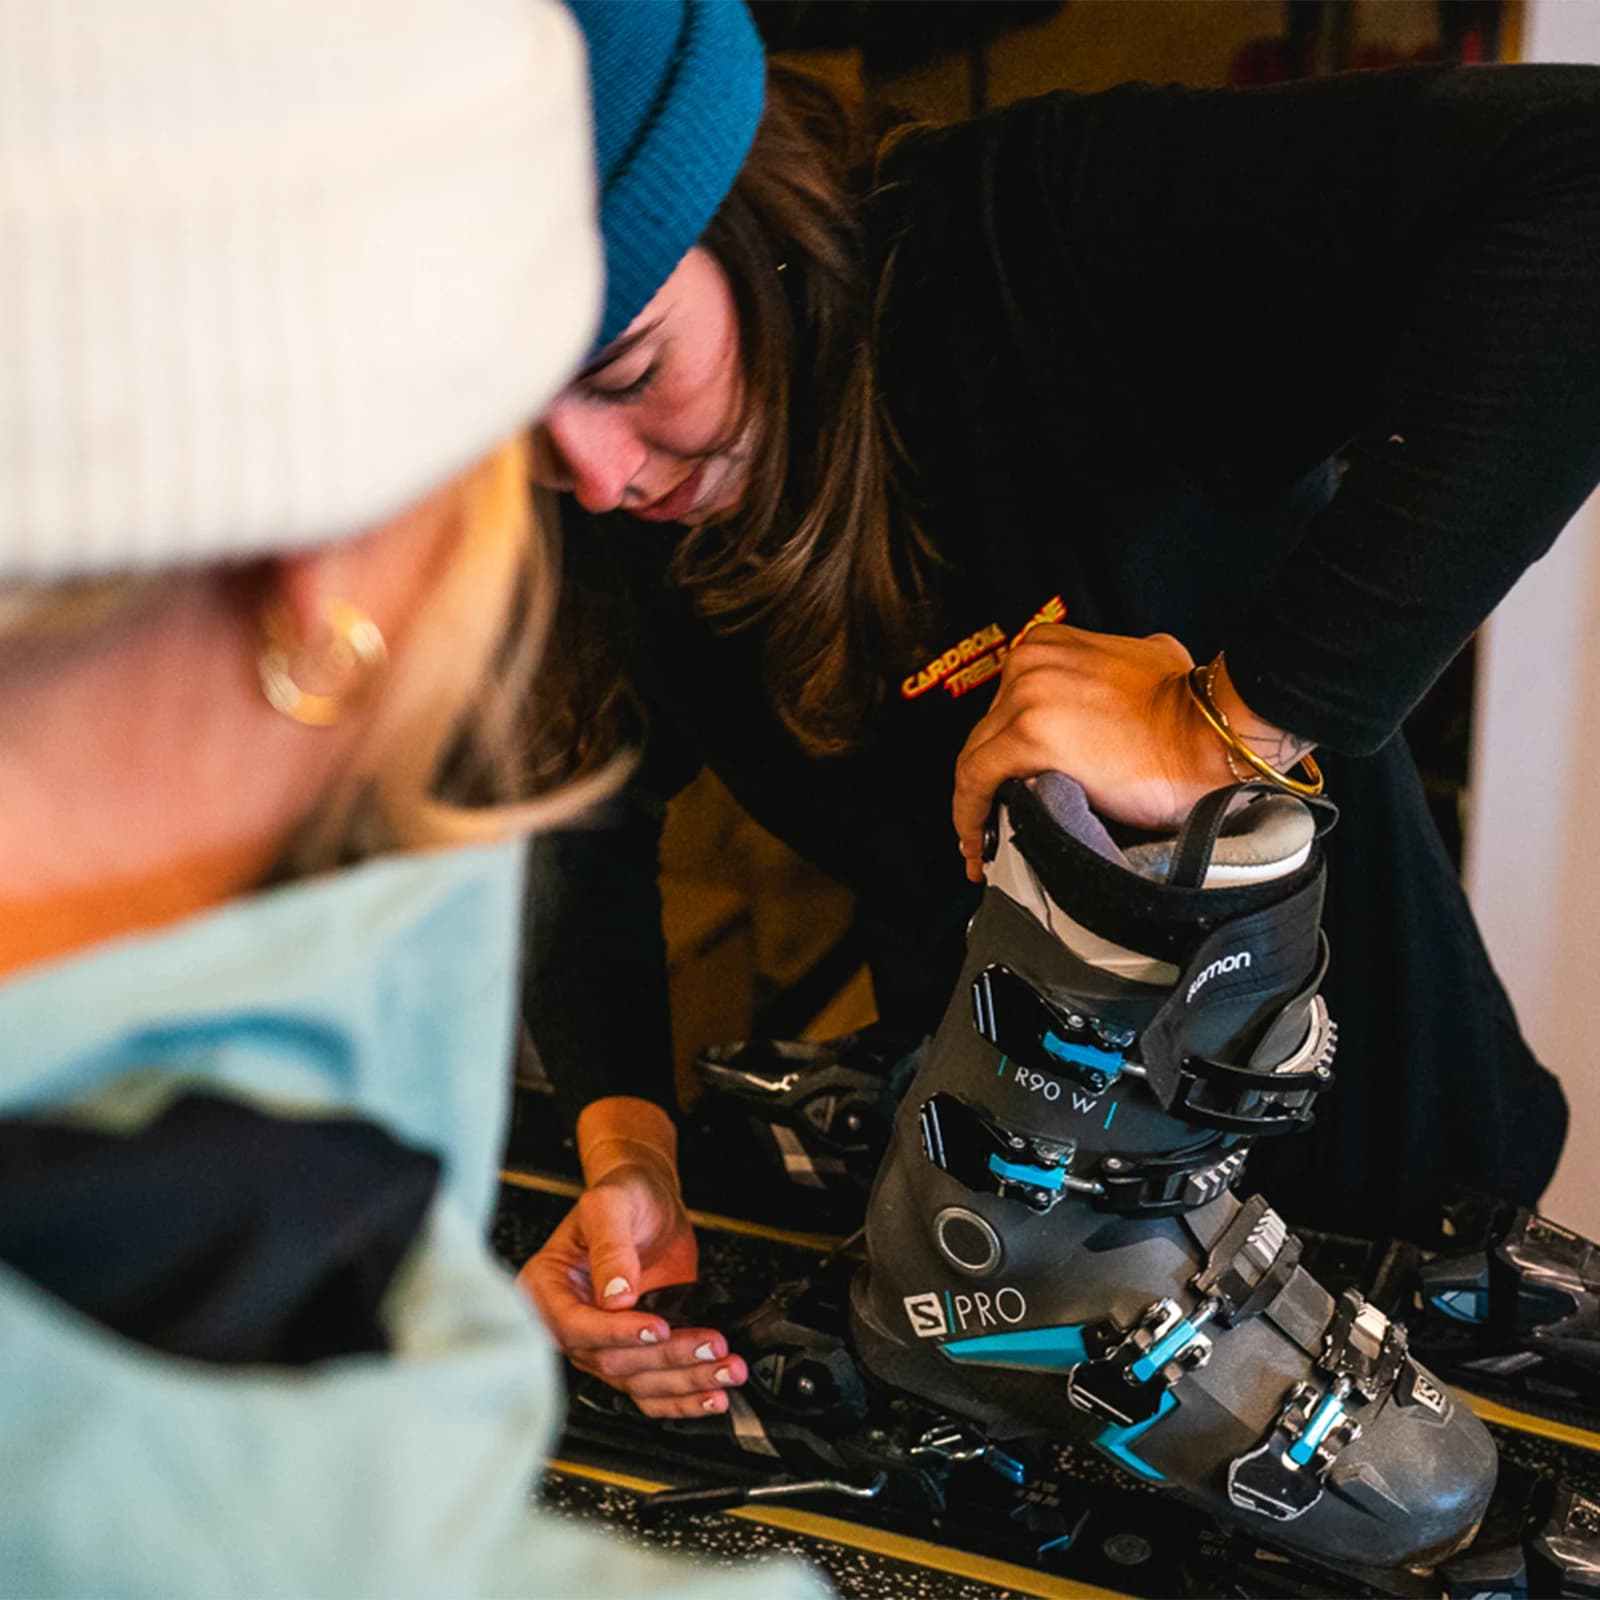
left=920, top=1093, right=1076, bottom=1214
left=987, top=1152, right=1067, bottom=1191
left=972, top=964, right=1131, bottom=1095
left=1227, top=1377, right=1361, bottom=1522
left=1041, top=1028, right=1126, bottom=1091
left=1067, top=1296, right=1218, bottom=1428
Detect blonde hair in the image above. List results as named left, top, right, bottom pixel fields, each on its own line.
left=0, top=573, right=167, bottom=641
left=0, top=435, right=625, bottom=880
left=287, top=436, right=627, bottom=871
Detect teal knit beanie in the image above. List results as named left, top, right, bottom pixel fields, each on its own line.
left=565, top=0, right=766, bottom=349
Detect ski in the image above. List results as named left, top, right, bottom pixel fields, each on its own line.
left=496, top=1168, right=1600, bottom=1598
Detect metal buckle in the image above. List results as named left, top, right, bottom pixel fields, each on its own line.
left=1227, top=1291, right=1409, bottom=1523
left=917, top=1091, right=1250, bottom=1219
left=1067, top=1295, right=1219, bottom=1427
left=972, top=964, right=1133, bottom=1095
left=1189, top=1194, right=1300, bottom=1326
left=1320, top=1289, right=1408, bottom=1402
left=1227, top=1376, right=1361, bottom=1522
left=919, top=1092, right=1092, bottom=1213
left=909, top=1422, right=989, bottom=1463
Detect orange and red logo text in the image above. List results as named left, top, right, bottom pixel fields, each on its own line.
left=900, top=595, right=1066, bottom=702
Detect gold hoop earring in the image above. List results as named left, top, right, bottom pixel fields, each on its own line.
left=258, top=599, right=388, bottom=727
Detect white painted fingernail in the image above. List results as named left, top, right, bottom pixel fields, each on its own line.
left=601, top=1276, right=630, bottom=1301
left=694, top=1342, right=716, bottom=1362
left=639, top=1328, right=659, bottom=1345
left=701, top=1396, right=723, bottom=1412
left=715, top=1367, right=735, bottom=1385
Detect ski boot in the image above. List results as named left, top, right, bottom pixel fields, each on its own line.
left=849, top=773, right=1498, bottom=1572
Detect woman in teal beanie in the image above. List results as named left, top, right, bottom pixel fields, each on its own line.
left=525, top=0, right=1598, bottom=1448
left=566, top=0, right=767, bottom=350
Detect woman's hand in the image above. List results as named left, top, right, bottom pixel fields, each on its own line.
left=517, top=1101, right=747, bottom=1419
left=951, top=624, right=1236, bottom=881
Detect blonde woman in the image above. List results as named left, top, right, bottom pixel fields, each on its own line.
left=0, top=4, right=823, bottom=1597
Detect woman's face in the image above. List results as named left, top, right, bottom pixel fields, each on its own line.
left=533, top=246, right=751, bottom=525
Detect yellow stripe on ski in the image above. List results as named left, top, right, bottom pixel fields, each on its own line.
left=547, top=1456, right=1133, bottom=1600
left=1462, top=1390, right=1600, bottom=1455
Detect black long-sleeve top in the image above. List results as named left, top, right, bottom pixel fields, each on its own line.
left=527, top=64, right=1600, bottom=1238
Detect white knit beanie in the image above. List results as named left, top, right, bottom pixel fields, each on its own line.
left=0, top=0, right=601, bottom=581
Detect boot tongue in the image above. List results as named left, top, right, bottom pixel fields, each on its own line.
left=1027, top=774, right=1313, bottom=889
left=1029, top=774, right=1131, bottom=867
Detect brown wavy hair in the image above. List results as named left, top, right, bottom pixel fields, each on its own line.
left=543, top=63, right=933, bottom=778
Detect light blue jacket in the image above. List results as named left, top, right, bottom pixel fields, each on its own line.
left=0, top=839, right=827, bottom=1600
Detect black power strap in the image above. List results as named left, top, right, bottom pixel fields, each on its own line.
left=1167, top=783, right=1340, bottom=890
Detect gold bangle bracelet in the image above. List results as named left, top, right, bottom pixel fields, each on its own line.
left=1185, top=663, right=1325, bottom=799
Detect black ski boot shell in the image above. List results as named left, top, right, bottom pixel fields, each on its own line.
left=850, top=775, right=1496, bottom=1571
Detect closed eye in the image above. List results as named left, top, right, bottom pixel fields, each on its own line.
left=588, top=360, right=661, bottom=405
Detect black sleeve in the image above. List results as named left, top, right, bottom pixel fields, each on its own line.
left=522, top=739, right=700, bottom=1132
left=980, top=65, right=1600, bottom=752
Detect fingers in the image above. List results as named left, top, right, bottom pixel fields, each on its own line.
left=953, top=701, right=1063, bottom=876
left=582, top=1327, right=733, bottom=1380
left=950, top=624, right=1203, bottom=861
left=570, top=1329, right=748, bottom=1420
left=627, top=1353, right=746, bottom=1398
left=516, top=1177, right=736, bottom=1422
left=575, top=1183, right=646, bottom=1311
left=950, top=628, right=1078, bottom=874
left=952, top=723, right=1029, bottom=879
left=626, top=1353, right=746, bottom=1409
left=539, top=1293, right=672, bottom=1354
left=572, top=1358, right=747, bottom=1420
left=516, top=1185, right=772, bottom=1421
left=624, top=1388, right=737, bottom=1421
left=515, top=1217, right=670, bottom=1353
left=590, top=1346, right=747, bottom=1397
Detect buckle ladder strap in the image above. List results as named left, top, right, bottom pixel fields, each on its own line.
left=1170, top=1063, right=1323, bottom=1136
left=1260, top=1264, right=1339, bottom=1360
left=1095, top=1143, right=1248, bottom=1216
left=1170, top=984, right=1335, bottom=1137
left=1319, top=1287, right=1409, bottom=1405
left=1185, top=1193, right=1303, bottom=1328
